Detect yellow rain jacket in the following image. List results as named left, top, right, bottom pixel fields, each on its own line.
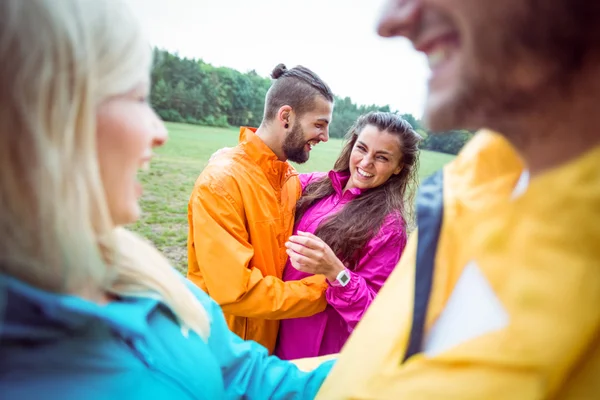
left=317, top=131, right=600, bottom=399
left=187, top=127, right=327, bottom=353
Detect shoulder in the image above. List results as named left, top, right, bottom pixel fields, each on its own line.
left=196, top=147, right=245, bottom=185
left=183, top=279, right=221, bottom=322
left=182, top=279, right=247, bottom=349
left=368, top=212, right=408, bottom=248
left=191, top=148, right=252, bottom=202
left=381, top=212, right=407, bottom=235
left=299, top=171, right=329, bottom=188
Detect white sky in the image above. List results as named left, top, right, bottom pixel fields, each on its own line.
left=125, top=0, right=430, bottom=118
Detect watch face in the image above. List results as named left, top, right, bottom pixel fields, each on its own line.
left=339, top=273, right=349, bottom=284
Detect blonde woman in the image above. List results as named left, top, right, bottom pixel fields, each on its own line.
left=0, top=0, right=333, bottom=398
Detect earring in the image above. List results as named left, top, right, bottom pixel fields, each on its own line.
left=284, top=123, right=289, bottom=129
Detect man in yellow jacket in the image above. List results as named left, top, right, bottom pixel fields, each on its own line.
left=315, top=0, right=600, bottom=398
left=187, top=64, right=334, bottom=353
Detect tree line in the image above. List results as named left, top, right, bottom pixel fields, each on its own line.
left=150, top=48, right=472, bottom=155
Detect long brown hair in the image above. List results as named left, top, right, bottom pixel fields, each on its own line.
left=295, top=112, right=421, bottom=268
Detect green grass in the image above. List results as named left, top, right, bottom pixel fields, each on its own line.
left=130, top=122, right=455, bottom=273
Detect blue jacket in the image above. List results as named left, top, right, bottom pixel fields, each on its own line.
left=0, top=273, right=334, bottom=399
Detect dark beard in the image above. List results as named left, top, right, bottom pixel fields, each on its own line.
left=425, top=0, right=599, bottom=134
left=282, top=122, right=309, bottom=163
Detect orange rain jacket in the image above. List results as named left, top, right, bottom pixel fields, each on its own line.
left=187, top=127, right=327, bottom=353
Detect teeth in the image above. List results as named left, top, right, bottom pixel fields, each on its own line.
left=357, top=168, right=374, bottom=178
left=427, top=47, right=448, bottom=69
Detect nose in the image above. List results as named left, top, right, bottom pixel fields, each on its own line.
left=359, top=153, right=375, bottom=168
left=376, top=0, right=421, bottom=39
left=151, top=112, right=168, bottom=148
left=320, top=127, right=330, bottom=143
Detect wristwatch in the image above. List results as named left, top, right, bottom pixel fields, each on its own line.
left=329, top=268, right=351, bottom=287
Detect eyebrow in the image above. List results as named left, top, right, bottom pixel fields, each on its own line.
left=357, top=140, right=393, bottom=156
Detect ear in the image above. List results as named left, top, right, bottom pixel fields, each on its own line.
left=277, top=105, right=294, bottom=129
left=393, top=164, right=404, bottom=175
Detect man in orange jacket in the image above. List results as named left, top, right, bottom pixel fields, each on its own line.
left=187, top=63, right=335, bottom=353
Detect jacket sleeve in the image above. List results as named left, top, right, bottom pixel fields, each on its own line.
left=186, top=281, right=335, bottom=400
left=299, top=172, right=328, bottom=189
left=188, top=179, right=327, bottom=320
left=326, top=220, right=407, bottom=331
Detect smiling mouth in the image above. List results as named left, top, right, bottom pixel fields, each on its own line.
left=138, top=154, right=153, bottom=172
left=306, top=139, right=319, bottom=150
left=357, top=167, right=374, bottom=178
left=416, top=32, right=459, bottom=71
left=427, top=46, right=451, bottom=69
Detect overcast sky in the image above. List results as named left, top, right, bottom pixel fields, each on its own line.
left=125, top=0, right=430, bottom=117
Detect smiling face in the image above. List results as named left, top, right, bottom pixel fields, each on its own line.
left=282, top=95, right=333, bottom=163
left=376, top=0, right=588, bottom=133
left=96, top=83, right=168, bottom=226
left=346, top=124, right=404, bottom=191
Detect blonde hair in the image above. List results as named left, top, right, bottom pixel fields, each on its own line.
left=0, top=0, right=210, bottom=339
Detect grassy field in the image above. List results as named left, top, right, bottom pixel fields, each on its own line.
left=130, top=122, right=455, bottom=273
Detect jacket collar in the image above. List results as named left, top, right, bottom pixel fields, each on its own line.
left=0, top=273, right=160, bottom=343
left=239, top=127, right=297, bottom=190
left=328, top=170, right=366, bottom=199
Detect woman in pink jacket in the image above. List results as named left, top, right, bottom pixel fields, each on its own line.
left=275, top=111, right=421, bottom=360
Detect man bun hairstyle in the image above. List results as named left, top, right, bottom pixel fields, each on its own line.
left=271, top=63, right=288, bottom=79
left=264, top=63, right=334, bottom=121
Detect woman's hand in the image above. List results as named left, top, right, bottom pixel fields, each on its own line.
left=285, top=231, right=346, bottom=283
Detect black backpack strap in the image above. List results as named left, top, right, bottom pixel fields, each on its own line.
left=403, top=169, right=445, bottom=362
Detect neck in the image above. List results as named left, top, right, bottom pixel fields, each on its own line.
left=343, top=179, right=355, bottom=192
left=495, top=63, right=600, bottom=177
left=255, top=122, right=286, bottom=161
left=515, top=126, right=598, bottom=177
